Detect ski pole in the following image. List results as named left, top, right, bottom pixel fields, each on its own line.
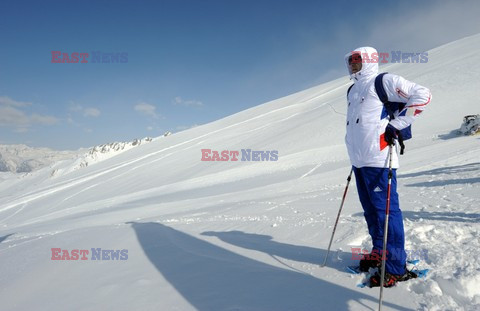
left=378, top=145, right=394, bottom=311
left=320, top=168, right=353, bottom=267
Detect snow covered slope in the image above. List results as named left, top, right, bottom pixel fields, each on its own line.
left=1, top=34, right=479, bottom=311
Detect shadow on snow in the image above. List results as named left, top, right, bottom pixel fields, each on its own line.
left=0, top=234, right=13, bottom=244
left=399, top=162, right=480, bottom=187
left=128, top=222, right=411, bottom=311
left=351, top=210, right=479, bottom=223
left=201, top=230, right=349, bottom=271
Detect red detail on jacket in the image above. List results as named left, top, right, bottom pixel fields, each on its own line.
left=408, top=93, right=432, bottom=108
left=396, top=88, right=410, bottom=99
left=380, top=133, right=388, bottom=151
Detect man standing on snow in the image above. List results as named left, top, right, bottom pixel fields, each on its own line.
left=345, top=47, right=431, bottom=287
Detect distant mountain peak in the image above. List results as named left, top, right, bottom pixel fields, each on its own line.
left=0, top=137, right=156, bottom=174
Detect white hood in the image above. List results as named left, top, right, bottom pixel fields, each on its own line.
left=344, top=46, right=379, bottom=81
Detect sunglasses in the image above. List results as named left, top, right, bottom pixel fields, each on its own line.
left=348, top=53, right=362, bottom=65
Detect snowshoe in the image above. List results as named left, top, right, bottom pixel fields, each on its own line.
left=369, top=270, right=418, bottom=288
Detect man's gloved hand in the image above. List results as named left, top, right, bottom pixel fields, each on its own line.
left=384, top=124, right=399, bottom=146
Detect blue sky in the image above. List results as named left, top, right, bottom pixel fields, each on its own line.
left=1, top=0, right=480, bottom=150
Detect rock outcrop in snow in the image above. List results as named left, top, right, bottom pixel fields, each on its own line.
left=71, top=137, right=154, bottom=170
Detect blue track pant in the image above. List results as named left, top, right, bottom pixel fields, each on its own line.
left=353, top=166, right=406, bottom=275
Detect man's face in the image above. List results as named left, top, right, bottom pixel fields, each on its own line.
left=348, top=53, right=362, bottom=74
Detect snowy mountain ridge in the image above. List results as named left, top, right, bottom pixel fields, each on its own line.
left=0, top=137, right=155, bottom=175
left=0, top=144, right=78, bottom=173
left=64, top=137, right=154, bottom=173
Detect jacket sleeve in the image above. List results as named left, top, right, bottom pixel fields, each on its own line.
left=382, top=74, right=432, bottom=130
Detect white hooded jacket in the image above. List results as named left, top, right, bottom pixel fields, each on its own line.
left=344, top=47, right=431, bottom=168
